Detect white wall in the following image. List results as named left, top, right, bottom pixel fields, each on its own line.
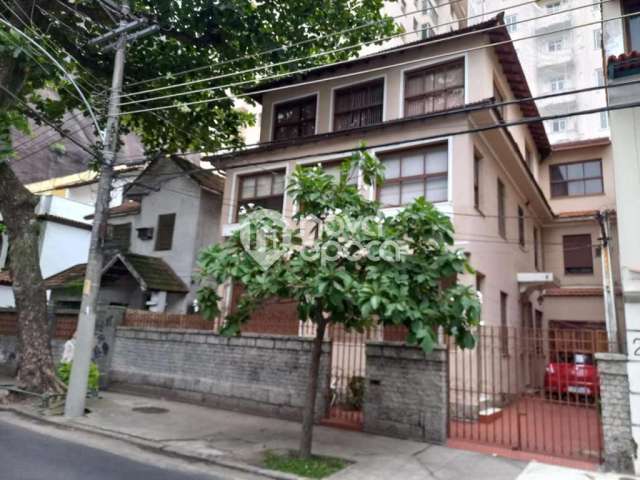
left=0, top=286, right=14, bottom=308
left=38, top=221, right=91, bottom=279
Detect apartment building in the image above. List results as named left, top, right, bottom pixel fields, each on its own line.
left=469, top=0, right=608, bottom=144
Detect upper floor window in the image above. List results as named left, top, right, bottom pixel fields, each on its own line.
left=518, top=206, right=525, bottom=247
left=108, top=223, right=132, bottom=252
left=550, top=160, right=603, bottom=197
left=547, top=37, right=564, bottom=52
left=333, top=79, right=384, bottom=131
left=473, top=151, right=482, bottom=210
left=546, top=0, right=562, bottom=13
left=623, top=0, right=640, bottom=52
left=506, top=14, right=518, bottom=33
left=549, top=75, right=566, bottom=92
left=155, top=214, right=176, bottom=251
left=497, top=179, right=506, bottom=239
left=533, top=227, right=540, bottom=270
left=593, top=29, right=602, bottom=50
left=595, top=68, right=604, bottom=87
left=493, top=82, right=506, bottom=118
left=404, top=60, right=464, bottom=117
left=401, top=0, right=407, bottom=14
left=421, top=23, right=434, bottom=40
left=236, top=171, right=286, bottom=219
left=525, top=144, right=534, bottom=169
left=563, top=234, right=593, bottom=274
left=273, top=96, right=317, bottom=141
left=378, top=143, right=448, bottom=207
left=600, top=111, right=609, bottom=129
left=549, top=118, right=567, bottom=133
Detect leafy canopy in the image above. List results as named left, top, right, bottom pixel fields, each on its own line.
left=0, top=1, right=398, bottom=155
left=198, top=149, right=481, bottom=351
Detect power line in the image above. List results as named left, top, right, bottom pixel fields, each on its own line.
left=122, top=0, right=551, bottom=101
left=118, top=7, right=620, bottom=116
left=123, top=0, right=470, bottom=90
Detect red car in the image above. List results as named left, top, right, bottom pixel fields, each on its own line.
left=544, top=352, right=600, bottom=398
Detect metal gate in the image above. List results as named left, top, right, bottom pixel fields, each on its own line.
left=448, top=325, right=610, bottom=463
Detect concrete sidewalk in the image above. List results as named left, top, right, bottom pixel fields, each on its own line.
left=1, top=376, right=636, bottom=480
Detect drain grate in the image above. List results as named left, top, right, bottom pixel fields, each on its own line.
left=132, top=406, right=169, bottom=414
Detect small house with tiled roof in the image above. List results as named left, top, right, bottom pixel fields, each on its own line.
left=49, top=155, right=224, bottom=313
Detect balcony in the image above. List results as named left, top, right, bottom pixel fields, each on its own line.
left=536, top=47, right=575, bottom=68
left=607, top=52, right=640, bottom=107
left=534, top=10, right=573, bottom=33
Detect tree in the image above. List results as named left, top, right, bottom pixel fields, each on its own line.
left=197, top=150, right=481, bottom=458
left=0, top=1, right=397, bottom=394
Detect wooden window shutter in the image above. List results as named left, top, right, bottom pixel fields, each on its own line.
left=563, top=234, right=593, bottom=274
left=155, top=213, right=176, bottom=251
left=109, top=223, right=131, bottom=251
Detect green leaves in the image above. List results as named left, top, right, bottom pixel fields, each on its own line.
left=197, top=149, right=481, bottom=353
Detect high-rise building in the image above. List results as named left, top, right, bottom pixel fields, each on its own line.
left=467, top=0, right=608, bottom=144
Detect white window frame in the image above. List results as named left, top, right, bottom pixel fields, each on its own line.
left=506, top=14, right=518, bottom=33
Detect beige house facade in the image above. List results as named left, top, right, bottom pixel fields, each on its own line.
left=208, top=16, right=621, bottom=344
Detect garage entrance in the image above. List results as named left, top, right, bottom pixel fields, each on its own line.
left=448, top=324, right=610, bottom=464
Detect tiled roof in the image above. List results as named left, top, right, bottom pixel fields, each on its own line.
left=44, top=264, right=87, bottom=288
left=170, top=156, right=225, bottom=193
left=544, top=288, right=603, bottom=297
left=85, top=200, right=141, bottom=220
left=45, top=253, right=188, bottom=294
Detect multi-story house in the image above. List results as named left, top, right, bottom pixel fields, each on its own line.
left=209, top=15, right=620, bottom=339
left=469, top=0, right=608, bottom=144
left=45, top=155, right=225, bottom=314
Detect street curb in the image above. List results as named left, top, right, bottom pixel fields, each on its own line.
left=0, top=405, right=302, bottom=480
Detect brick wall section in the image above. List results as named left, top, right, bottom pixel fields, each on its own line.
left=596, top=352, right=637, bottom=473
left=110, top=327, right=331, bottom=421
left=364, top=342, right=448, bottom=443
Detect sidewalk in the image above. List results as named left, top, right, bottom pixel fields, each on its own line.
left=1, top=378, right=636, bottom=480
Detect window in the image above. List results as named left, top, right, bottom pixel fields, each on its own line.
left=497, top=179, right=506, bottom=239
left=550, top=159, right=603, bottom=197
left=108, top=223, right=131, bottom=251
left=518, top=206, right=525, bottom=247
left=404, top=60, right=464, bottom=117
left=493, top=82, right=505, bottom=118
left=506, top=14, right=518, bottom=33
left=563, top=234, right=593, bottom=274
left=333, top=79, right=384, bottom=131
left=154, top=214, right=175, bottom=251
left=473, top=151, right=481, bottom=210
left=378, top=144, right=448, bottom=207
left=623, top=0, right=640, bottom=52
left=273, top=96, right=317, bottom=141
left=549, top=118, right=567, bottom=133
left=600, top=111, right=609, bottom=129
left=595, top=68, right=604, bottom=87
left=593, top=29, right=602, bottom=49
left=547, top=38, right=564, bottom=52
left=236, top=171, right=286, bottom=219
left=319, top=161, right=358, bottom=186
left=420, top=23, right=434, bottom=40
left=533, top=227, right=540, bottom=270
left=401, top=0, right=406, bottom=13
left=500, top=292, right=509, bottom=356
left=549, top=75, right=565, bottom=92
left=546, top=0, right=562, bottom=13
left=413, top=17, right=418, bottom=33
left=525, top=144, right=534, bottom=169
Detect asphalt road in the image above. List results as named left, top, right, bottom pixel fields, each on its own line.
left=0, top=418, right=234, bottom=480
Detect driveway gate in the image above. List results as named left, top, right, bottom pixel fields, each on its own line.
left=448, top=324, right=610, bottom=463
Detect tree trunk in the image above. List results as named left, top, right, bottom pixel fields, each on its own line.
left=299, top=311, right=328, bottom=459
left=0, top=164, right=60, bottom=394
left=0, top=51, right=61, bottom=395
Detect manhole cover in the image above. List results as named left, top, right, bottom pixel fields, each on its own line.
left=132, top=406, right=169, bottom=414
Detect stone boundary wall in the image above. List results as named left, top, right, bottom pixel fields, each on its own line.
left=364, top=342, right=448, bottom=444
left=596, top=352, right=636, bottom=473
left=110, top=327, right=331, bottom=421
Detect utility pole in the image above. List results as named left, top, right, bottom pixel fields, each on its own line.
left=64, top=2, right=157, bottom=418
left=597, top=210, right=620, bottom=353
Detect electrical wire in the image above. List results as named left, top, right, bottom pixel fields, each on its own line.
left=118, top=7, right=623, bottom=116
